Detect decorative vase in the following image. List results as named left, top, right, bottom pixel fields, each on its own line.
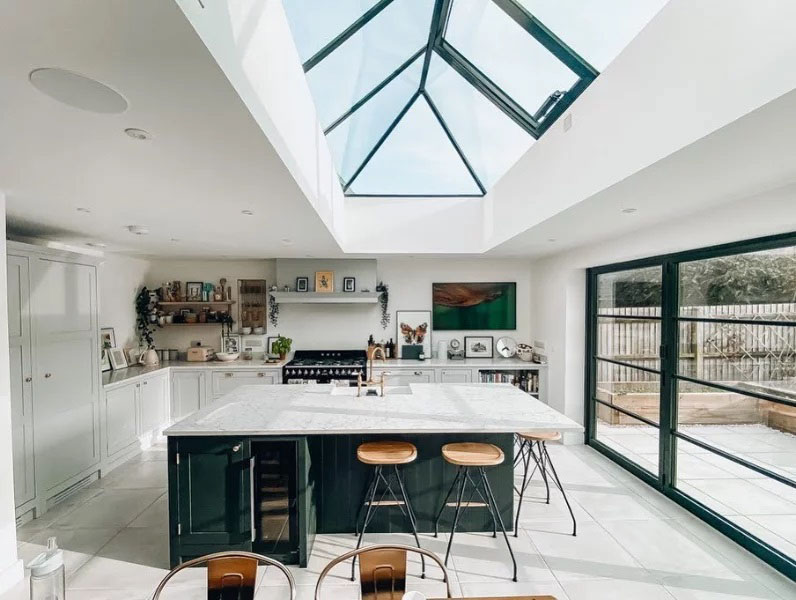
left=139, top=349, right=160, bottom=366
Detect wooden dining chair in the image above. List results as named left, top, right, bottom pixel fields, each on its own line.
left=315, top=544, right=452, bottom=600
left=150, top=551, right=296, bottom=600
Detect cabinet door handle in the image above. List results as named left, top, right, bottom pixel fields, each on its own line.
left=143, top=381, right=148, bottom=385
left=257, top=372, right=264, bottom=378
left=44, top=373, right=52, bottom=378
left=414, top=371, right=422, bottom=376
left=225, top=372, right=234, bottom=378
left=24, top=376, right=32, bottom=383
left=232, top=444, right=241, bottom=452
left=248, top=456, right=256, bottom=542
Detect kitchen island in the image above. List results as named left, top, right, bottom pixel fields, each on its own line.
left=164, top=382, right=582, bottom=567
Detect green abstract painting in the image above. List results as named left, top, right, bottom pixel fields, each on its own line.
left=432, top=282, right=516, bottom=330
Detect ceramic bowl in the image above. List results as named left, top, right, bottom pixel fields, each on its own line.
left=241, top=327, right=252, bottom=335
left=215, top=352, right=240, bottom=362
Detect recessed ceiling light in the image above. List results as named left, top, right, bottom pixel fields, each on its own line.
left=547, top=238, right=557, bottom=242
left=29, top=68, right=128, bottom=113
left=621, top=207, right=638, bottom=214
left=281, top=238, right=292, bottom=245
left=241, top=210, right=254, bottom=216
left=170, top=238, right=180, bottom=242
left=86, top=242, right=106, bottom=248
left=126, top=225, right=150, bottom=235
left=124, top=128, right=151, bottom=141
left=76, top=207, right=91, bottom=213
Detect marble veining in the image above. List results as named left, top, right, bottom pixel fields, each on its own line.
left=165, top=383, right=581, bottom=436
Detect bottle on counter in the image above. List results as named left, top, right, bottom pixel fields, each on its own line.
left=388, top=338, right=395, bottom=358
left=29, top=537, right=65, bottom=600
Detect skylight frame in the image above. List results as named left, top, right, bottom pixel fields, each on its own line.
left=298, top=0, right=600, bottom=198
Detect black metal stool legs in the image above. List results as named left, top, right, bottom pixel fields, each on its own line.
left=351, top=464, right=426, bottom=581
left=436, top=465, right=517, bottom=582
left=541, top=442, right=577, bottom=536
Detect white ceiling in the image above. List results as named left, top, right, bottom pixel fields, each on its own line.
left=0, top=0, right=343, bottom=258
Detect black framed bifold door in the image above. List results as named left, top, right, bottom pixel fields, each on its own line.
left=586, top=233, right=796, bottom=580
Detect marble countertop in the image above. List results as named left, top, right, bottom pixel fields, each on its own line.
left=102, top=359, right=286, bottom=388
left=164, top=383, right=581, bottom=436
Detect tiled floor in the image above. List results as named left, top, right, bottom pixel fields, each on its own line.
left=6, top=442, right=795, bottom=599
left=596, top=421, right=796, bottom=558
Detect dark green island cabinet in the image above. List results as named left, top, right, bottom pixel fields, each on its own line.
left=167, top=432, right=514, bottom=568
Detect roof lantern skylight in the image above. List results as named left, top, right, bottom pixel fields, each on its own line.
left=283, top=0, right=665, bottom=197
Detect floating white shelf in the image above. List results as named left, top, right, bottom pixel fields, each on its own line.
left=270, top=291, right=380, bottom=304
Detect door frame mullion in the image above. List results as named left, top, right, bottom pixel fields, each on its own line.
left=659, top=260, right=678, bottom=490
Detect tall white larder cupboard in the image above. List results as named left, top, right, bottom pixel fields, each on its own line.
left=7, top=242, right=101, bottom=519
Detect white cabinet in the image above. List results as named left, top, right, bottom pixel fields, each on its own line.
left=7, top=254, right=35, bottom=510
left=140, top=373, right=168, bottom=433
left=385, top=368, right=436, bottom=385
left=210, top=369, right=279, bottom=398
left=105, top=382, right=139, bottom=457
left=439, top=369, right=473, bottom=383
left=171, top=370, right=207, bottom=419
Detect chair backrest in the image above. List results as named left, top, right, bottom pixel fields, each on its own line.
left=151, top=551, right=296, bottom=600
left=314, top=544, right=452, bottom=600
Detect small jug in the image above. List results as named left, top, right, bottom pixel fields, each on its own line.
left=139, top=348, right=160, bottom=366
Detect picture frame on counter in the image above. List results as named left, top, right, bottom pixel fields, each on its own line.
left=125, top=347, right=142, bottom=365
left=100, top=327, right=115, bottom=372
left=186, top=281, right=202, bottom=301
left=343, top=277, right=356, bottom=292
left=296, top=277, right=309, bottom=292
left=108, top=347, right=128, bottom=370
left=464, top=335, right=494, bottom=358
left=266, top=336, right=280, bottom=354
left=221, top=334, right=241, bottom=354
left=315, top=271, right=334, bottom=293
left=396, top=309, right=431, bottom=358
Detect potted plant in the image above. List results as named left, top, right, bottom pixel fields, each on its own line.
left=135, top=287, right=159, bottom=365
left=272, top=335, right=293, bottom=360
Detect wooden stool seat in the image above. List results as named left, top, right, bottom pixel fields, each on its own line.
left=441, top=442, right=504, bottom=466
left=357, top=441, right=417, bottom=465
left=517, top=431, right=562, bottom=442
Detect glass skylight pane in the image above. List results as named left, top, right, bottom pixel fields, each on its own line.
left=425, top=54, right=533, bottom=188
left=327, top=56, right=423, bottom=182
left=445, top=0, right=578, bottom=117
left=518, top=0, right=667, bottom=71
left=305, top=0, right=432, bottom=127
left=349, top=96, right=482, bottom=195
left=282, top=0, right=380, bottom=63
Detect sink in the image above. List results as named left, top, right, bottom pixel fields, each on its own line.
left=329, top=385, right=412, bottom=397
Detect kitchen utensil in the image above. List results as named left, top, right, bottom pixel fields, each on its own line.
left=168, top=349, right=179, bottom=361
left=496, top=336, right=518, bottom=358
left=517, top=343, right=533, bottom=362
left=215, top=352, right=240, bottom=362
left=241, top=326, right=252, bottom=335
left=253, top=326, right=264, bottom=334
left=139, top=349, right=160, bottom=366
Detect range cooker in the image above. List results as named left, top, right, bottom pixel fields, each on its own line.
left=282, top=350, right=367, bottom=385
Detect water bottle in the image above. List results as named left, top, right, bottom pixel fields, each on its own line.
left=29, top=537, right=65, bottom=600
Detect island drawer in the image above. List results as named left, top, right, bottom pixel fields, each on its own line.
left=383, top=368, right=436, bottom=384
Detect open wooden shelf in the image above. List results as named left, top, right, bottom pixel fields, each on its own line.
left=270, top=291, right=379, bottom=304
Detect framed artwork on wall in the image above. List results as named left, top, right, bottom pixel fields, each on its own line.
left=432, top=282, right=517, bottom=330
left=343, top=277, right=356, bottom=292
left=296, top=277, right=309, bottom=292
left=315, top=271, right=334, bottom=293
left=396, top=310, right=431, bottom=358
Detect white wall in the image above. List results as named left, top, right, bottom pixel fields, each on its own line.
left=530, top=184, right=796, bottom=443
left=0, top=193, right=23, bottom=593
left=98, top=254, right=152, bottom=348
left=142, top=257, right=532, bottom=353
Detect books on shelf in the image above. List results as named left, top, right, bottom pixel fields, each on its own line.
left=479, top=370, right=539, bottom=395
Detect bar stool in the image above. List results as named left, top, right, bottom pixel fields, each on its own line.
left=433, top=442, right=517, bottom=582
left=515, top=431, right=577, bottom=536
left=353, top=441, right=425, bottom=581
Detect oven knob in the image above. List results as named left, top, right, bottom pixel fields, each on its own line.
left=286, top=369, right=293, bottom=376
left=309, top=369, right=316, bottom=376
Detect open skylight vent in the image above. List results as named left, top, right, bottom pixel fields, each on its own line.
left=283, top=0, right=665, bottom=197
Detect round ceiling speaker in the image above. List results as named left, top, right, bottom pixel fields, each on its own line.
left=29, top=68, right=128, bottom=114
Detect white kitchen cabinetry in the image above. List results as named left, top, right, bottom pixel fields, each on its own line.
left=171, top=370, right=207, bottom=419
left=384, top=368, right=436, bottom=385
left=7, top=243, right=101, bottom=518
left=7, top=254, right=35, bottom=512
left=439, top=369, right=474, bottom=383
left=140, top=372, right=168, bottom=434
left=105, top=382, right=139, bottom=457
left=210, top=369, right=280, bottom=399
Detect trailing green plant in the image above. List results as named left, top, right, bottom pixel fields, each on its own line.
left=272, top=335, right=292, bottom=357
left=135, top=287, right=158, bottom=349
left=376, top=281, right=389, bottom=329
left=269, top=294, right=279, bottom=327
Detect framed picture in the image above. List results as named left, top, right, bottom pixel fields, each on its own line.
left=296, top=277, right=309, bottom=292
left=100, top=327, right=116, bottom=349
left=267, top=336, right=280, bottom=354
left=464, top=335, right=494, bottom=358
left=221, top=334, right=241, bottom=354
left=108, top=347, right=128, bottom=370
left=100, top=348, right=111, bottom=372
left=125, top=347, right=142, bottom=365
left=186, top=281, right=203, bottom=301
left=343, top=277, right=356, bottom=292
left=396, top=310, right=431, bottom=358
left=315, top=271, right=334, bottom=293
left=432, top=282, right=517, bottom=330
